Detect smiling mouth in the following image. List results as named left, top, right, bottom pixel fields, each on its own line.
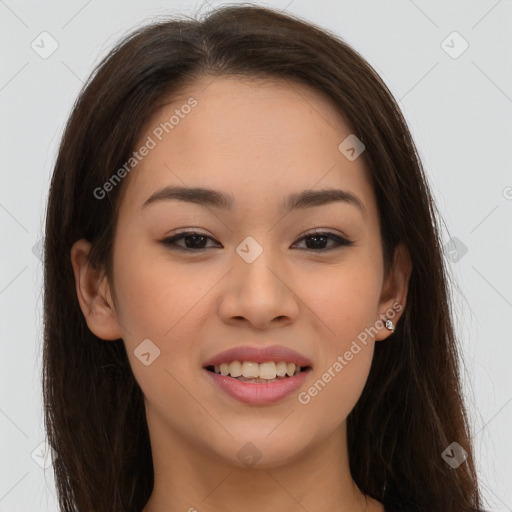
left=204, top=361, right=312, bottom=383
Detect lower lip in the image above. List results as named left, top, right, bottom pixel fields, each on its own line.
left=203, top=368, right=311, bottom=405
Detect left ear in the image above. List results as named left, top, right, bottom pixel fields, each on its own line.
left=375, top=242, right=412, bottom=341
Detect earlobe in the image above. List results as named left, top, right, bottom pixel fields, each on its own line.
left=375, top=242, right=412, bottom=341
left=70, top=239, right=123, bottom=341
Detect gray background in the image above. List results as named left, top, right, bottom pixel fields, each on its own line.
left=0, top=0, right=511, bottom=510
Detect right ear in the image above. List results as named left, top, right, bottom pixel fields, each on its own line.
left=70, top=239, right=123, bottom=341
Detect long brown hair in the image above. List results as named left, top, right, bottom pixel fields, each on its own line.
left=42, top=4, right=483, bottom=511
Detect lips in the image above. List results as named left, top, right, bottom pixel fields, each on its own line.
left=204, top=368, right=311, bottom=404
left=202, top=345, right=313, bottom=405
left=202, top=344, right=313, bottom=368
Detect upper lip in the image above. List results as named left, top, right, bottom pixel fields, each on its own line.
left=203, top=345, right=313, bottom=368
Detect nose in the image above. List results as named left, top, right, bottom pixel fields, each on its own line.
left=218, top=247, right=300, bottom=330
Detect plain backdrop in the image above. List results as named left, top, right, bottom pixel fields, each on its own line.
left=0, top=0, right=511, bottom=510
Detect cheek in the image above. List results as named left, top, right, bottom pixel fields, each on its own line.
left=112, top=239, right=200, bottom=335
left=303, top=259, right=382, bottom=339
left=111, top=240, right=220, bottom=378
left=297, top=258, right=381, bottom=416
left=297, top=347, right=372, bottom=442
left=111, top=244, right=209, bottom=400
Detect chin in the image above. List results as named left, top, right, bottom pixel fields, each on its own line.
left=212, top=431, right=313, bottom=470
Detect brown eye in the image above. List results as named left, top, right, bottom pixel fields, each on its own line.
left=161, top=230, right=353, bottom=253
left=292, top=231, right=353, bottom=251
left=161, top=231, right=220, bottom=251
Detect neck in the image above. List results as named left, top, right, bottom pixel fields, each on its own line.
left=142, top=411, right=370, bottom=512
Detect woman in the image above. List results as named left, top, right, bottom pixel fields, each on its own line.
left=42, top=4, right=484, bottom=511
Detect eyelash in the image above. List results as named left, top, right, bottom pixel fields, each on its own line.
left=160, top=229, right=354, bottom=253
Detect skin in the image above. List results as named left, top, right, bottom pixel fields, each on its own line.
left=71, top=75, right=411, bottom=512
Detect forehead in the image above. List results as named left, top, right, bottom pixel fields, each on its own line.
left=118, top=75, right=375, bottom=219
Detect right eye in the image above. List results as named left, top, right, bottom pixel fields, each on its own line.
left=160, top=231, right=221, bottom=252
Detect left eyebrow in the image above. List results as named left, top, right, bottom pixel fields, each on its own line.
left=141, top=185, right=367, bottom=217
left=285, top=188, right=367, bottom=217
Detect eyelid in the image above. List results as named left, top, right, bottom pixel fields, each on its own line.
left=160, top=229, right=220, bottom=251
left=160, top=228, right=354, bottom=252
left=293, top=230, right=354, bottom=250
left=300, top=227, right=351, bottom=240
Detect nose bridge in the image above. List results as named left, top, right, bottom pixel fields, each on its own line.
left=220, top=234, right=299, bottom=326
left=235, top=234, right=284, bottom=296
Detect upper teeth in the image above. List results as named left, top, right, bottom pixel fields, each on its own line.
left=214, top=361, right=301, bottom=379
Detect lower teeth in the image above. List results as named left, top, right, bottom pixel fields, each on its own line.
left=232, top=375, right=291, bottom=383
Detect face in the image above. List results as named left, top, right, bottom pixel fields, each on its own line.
left=73, top=75, right=409, bottom=470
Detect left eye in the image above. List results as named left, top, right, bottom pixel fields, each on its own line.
left=161, top=230, right=353, bottom=252
left=293, top=231, right=353, bottom=251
